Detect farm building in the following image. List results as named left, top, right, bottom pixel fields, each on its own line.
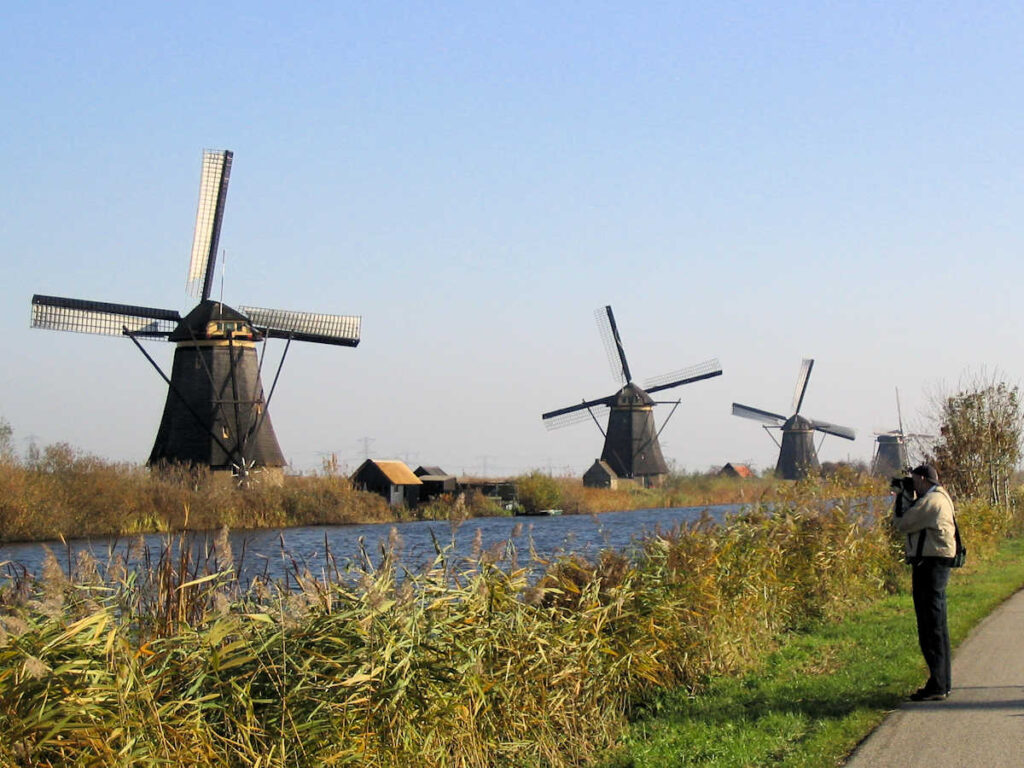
left=414, top=465, right=458, bottom=501
left=583, top=459, right=619, bottom=489
left=719, top=463, right=754, bottom=479
left=351, top=459, right=423, bottom=507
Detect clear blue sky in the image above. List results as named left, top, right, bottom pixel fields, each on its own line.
left=3, top=2, right=1023, bottom=475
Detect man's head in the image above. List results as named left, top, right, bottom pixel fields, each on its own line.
left=911, top=464, right=939, bottom=494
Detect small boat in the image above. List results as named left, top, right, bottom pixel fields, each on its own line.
left=516, top=508, right=563, bottom=517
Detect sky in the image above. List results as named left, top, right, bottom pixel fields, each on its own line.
left=3, top=1, right=1023, bottom=477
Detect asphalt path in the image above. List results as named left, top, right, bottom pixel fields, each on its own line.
left=844, top=587, right=1024, bottom=767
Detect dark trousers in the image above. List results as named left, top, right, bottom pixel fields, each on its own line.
left=911, top=560, right=952, bottom=693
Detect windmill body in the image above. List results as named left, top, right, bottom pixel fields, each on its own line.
left=31, top=150, right=361, bottom=482
left=776, top=415, right=819, bottom=478
left=870, top=390, right=927, bottom=477
left=600, top=383, right=669, bottom=479
left=543, top=306, right=721, bottom=487
left=732, top=359, right=855, bottom=480
left=149, top=301, right=286, bottom=470
left=871, top=433, right=909, bottom=477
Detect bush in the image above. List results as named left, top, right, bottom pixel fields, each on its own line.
left=515, top=471, right=563, bottom=514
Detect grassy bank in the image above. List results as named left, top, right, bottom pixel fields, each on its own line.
left=604, top=532, right=1024, bottom=767
left=2, top=486, right=1016, bottom=767
left=0, top=441, right=885, bottom=543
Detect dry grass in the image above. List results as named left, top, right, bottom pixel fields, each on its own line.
left=0, top=447, right=392, bottom=543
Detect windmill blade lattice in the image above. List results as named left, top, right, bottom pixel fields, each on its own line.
left=595, top=305, right=631, bottom=385
left=542, top=403, right=611, bottom=431
left=542, top=393, right=616, bottom=422
left=808, top=418, right=856, bottom=441
left=644, top=358, right=723, bottom=394
left=31, top=295, right=180, bottom=339
left=792, top=358, right=814, bottom=414
left=241, top=306, right=362, bottom=347
left=731, top=402, right=788, bottom=426
left=186, top=150, right=233, bottom=302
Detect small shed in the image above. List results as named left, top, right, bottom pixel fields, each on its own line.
left=719, top=463, right=754, bottom=479
left=351, top=459, right=423, bottom=507
left=414, top=465, right=458, bottom=501
left=583, top=459, right=619, bottom=489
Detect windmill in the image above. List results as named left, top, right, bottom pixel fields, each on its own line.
left=872, top=388, right=929, bottom=477
left=732, top=359, right=855, bottom=480
left=31, top=150, right=361, bottom=484
left=542, top=305, right=722, bottom=486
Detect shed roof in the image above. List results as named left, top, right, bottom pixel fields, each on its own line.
left=584, top=459, right=618, bottom=478
left=359, top=460, right=422, bottom=485
left=415, top=465, right=449, bottom=477
left=720, top=463, right=754, bottom=478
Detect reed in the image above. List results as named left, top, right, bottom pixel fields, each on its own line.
left=4, top=486, right=1013, bottom=767
left=0, top=446, right=392, bottom=543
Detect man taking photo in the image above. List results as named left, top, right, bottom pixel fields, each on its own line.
left=893, top=464, right=958, bottom=702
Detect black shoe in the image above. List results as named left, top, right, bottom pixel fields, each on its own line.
left=909, top=687, right=947, bottom=702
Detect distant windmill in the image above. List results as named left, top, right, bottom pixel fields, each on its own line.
left=542, top=305, right=722, bottom=486
left=31, top=150, right=361, bottom=484
left=872, top=388, right=929, bottom=477
left=732, top=359, right=855, bottom=479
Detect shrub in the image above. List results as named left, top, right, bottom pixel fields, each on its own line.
left=515, top=471, right=563, bottom=514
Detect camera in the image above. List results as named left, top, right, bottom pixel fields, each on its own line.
left=890, top=475, right=914, bottom=493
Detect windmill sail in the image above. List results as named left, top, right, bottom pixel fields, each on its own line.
left=31, top=295, right=180, bottom=338
left=186, top=150, right=233, bottom=302
left=731, top=402, right=788, bottom=426
left=542, top=393, right=615, bottom=423
left=644, top=358, right=723, bottom=394
left=542, top=403, right=611, bottom=431
left=595, top=305, right=631, bottom=385
left=240, top=306, right=362, bottom=347
left=809, top=419, right=856, bottom=441
left=792, top=358, right=814, bottom=414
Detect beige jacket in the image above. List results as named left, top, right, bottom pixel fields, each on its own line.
left=895, top=485, right=957, bottom=561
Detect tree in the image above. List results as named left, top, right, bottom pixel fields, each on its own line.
left=927, top=374, right=1023, bottom=506
left=0, top=416, right=13, bottom=462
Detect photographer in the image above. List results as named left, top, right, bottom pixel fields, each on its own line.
left=892, top=464, right=958, bottom=702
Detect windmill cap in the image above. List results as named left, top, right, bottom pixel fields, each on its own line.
left=911, top=464, right=939, bottom=484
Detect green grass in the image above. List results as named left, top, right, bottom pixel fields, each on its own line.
left=604, top=536, right=1024, bottom=768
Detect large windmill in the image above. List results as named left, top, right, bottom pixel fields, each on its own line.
left=732, top=359, right=855, bottom=480
left=542, top=306, right=722, bottom=486
left=31, top=150, right=361, bottom=483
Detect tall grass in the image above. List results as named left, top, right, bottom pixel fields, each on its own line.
left=0, top=445, right=392, bottom=542
left=4, top=487, right=1014, bottom=767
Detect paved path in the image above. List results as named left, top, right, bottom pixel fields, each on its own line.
left=844, top=588, right=1024, bottom=767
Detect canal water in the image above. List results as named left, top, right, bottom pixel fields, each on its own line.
left=0, top=498, right=884, bottom=586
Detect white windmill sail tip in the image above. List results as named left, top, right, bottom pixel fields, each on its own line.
left=186, top=150, right=233, bottom=301
left=240, top=305, right=362, bottom=346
